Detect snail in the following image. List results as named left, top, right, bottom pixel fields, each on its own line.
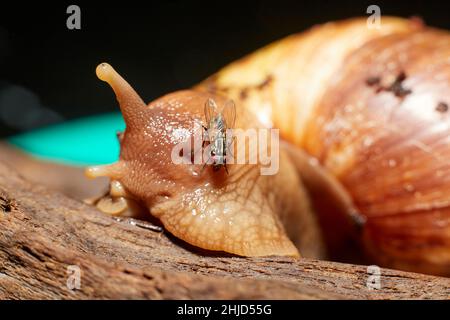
left=86, top=63, right=326, bottom=259
left=86, top=17, right=450, bottom=276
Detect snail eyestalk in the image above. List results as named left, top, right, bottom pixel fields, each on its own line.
left=96, top=62, right=147, bottom=129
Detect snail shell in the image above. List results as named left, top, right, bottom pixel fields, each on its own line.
left=204, top=17, right=450, bottom=275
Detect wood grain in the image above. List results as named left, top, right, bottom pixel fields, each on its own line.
left=0, top=160, right=448, bottom=299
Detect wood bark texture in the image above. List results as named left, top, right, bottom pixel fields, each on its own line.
left=0, top=160, right=449, bottom=299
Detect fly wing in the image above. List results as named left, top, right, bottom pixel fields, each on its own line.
left=204, top=98, right=219, bottom=125
left=221, top=100, right=236, bottom=129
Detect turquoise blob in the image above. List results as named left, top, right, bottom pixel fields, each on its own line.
left=8, top=112, right=125, bottom=166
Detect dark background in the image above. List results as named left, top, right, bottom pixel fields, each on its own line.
left=1, top=0, right=450, bottom=137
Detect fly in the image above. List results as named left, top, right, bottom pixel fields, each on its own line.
left=201, top=98, right=236, bottom=174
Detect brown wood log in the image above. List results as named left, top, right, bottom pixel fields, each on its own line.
left=0, top=159, right=449, bottom=299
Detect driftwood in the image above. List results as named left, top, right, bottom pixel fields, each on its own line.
left=0, top=158, right=449, bottom=300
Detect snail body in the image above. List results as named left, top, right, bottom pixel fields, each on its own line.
left=87, top=63, right=326, bottom=258
left=87, top=17, right=450, bottom=276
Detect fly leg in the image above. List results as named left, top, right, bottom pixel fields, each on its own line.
left=202, top=125, right=209, bottom=148
left=190, top=125, right=208, bottom=164
left=224, top=158, right=229, bottom=174
left=201, top=155, right=212, bottom=174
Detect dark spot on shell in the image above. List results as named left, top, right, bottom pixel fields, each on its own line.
left=239, top=88, right=248, bottom=100
left=391, top=84, right=412, bottom=98
left=375, top=86, right=384, bottom=94
left=257, top=75, right=273, bottom=90
left=389, top=71, right=412, bottom=98
left=436, top=102, right=448, bottom=113
left=366, top=76, right=381, bottom=86
left=396, top=71, right=407, bottom=83
left=371, top=71, right=412, bottom=98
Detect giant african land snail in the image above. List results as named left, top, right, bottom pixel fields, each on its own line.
left=86, top=17, right=450, bottom=276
